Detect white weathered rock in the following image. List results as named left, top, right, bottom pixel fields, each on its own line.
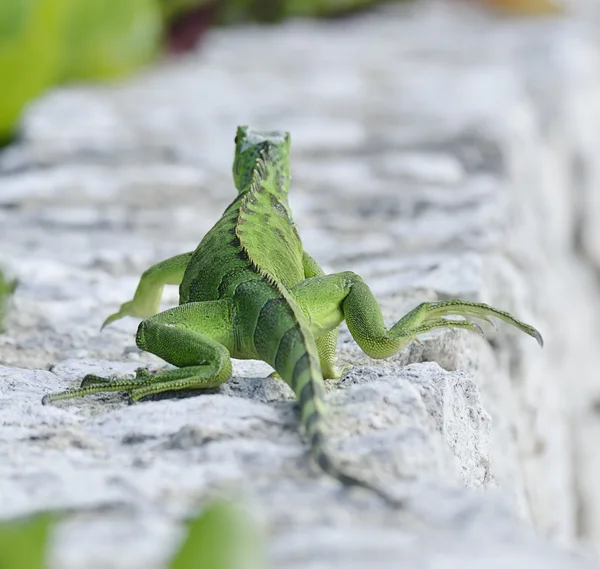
left=1, top=1, right=599, bottom=567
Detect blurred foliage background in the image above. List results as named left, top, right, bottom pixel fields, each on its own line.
left=0, top=0, right=561, bottom=144
left=1, top=0, right=387, bottom=143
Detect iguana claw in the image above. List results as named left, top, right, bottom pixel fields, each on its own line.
left=479, top=315, right=498, bottom=330
left=101, top=301, right=135, bottom=330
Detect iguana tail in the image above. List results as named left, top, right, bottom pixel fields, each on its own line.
left=258, top=289, right=402, bottom=507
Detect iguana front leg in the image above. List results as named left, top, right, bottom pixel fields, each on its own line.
left=102, top=252, right=193, bottom=329
left=43, top=299, right=234, bottom=404
left=301, top=251, right=350, bottom=379
left=291, top=271, right=543, bottom=361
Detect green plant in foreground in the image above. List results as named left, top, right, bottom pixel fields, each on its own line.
left=0, top=501, right=265, bottom=569
left=171, top=501, right=265, bottom=569
left=0, top=513, right=53, bottom=569
left=0, top=269, right=16, bottom=332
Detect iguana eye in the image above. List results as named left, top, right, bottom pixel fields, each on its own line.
left=234, top=134, right=239, bottom=144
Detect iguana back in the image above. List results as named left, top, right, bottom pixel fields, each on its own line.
left=179, top=143, right=305, bottom=304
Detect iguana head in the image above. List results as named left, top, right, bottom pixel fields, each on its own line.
left=232, top=126, right=291, bottom=194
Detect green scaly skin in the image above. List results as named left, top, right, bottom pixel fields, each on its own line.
left=42, top=126, right=543, bottom=506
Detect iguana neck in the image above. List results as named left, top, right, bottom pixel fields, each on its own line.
left=234, top=150, right=303, bottom=288
left=244, top=150, right=290, bottom=206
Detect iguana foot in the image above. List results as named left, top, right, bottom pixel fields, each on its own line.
left=101, top=252, right=194, bottom=330
left=79, top=368, right=151, bottom=388
left=322, top=363, right=353, bottom=380
left=398, top=300, right=543, bottom=347
left=101, top=301, right=138, bottom=330
left=134, top=367, right=152, bottom=380
left=43, top=347, right=231, bottom=406
left=43, top=371, right=152, bottom=405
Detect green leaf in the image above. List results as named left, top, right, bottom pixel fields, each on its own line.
left=0, top=269, right=17, bottom=331
left=0, top=0, right=164, bottom=140
left=59, top=0, right=163, bottom=81
left=0, top=0, right=71, bottom=140
left=169, top=501, right=266, bottom=569
left=0, top=514, right=54, bottom=569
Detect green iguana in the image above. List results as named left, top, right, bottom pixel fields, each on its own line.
left=43, top=126, right=543, bottom=505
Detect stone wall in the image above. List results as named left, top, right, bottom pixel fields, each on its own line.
left=1, top=2, right=599, bottom=567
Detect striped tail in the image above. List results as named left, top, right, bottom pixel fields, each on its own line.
left=298, top=382, right=403, bottom=507
left=262, top=292, right=403, bottom=507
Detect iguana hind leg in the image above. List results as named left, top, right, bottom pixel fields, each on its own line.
left=291, top=271, right=543, bottom=360
left=291, top=250, right=349, bottom=379
left=266, top=316, right=345, bottom=379
left=43, top=300, right=234, bottom=404
left=102, top=252, right=193, bottom=329
left=315, top=333, right=351, bottom=380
